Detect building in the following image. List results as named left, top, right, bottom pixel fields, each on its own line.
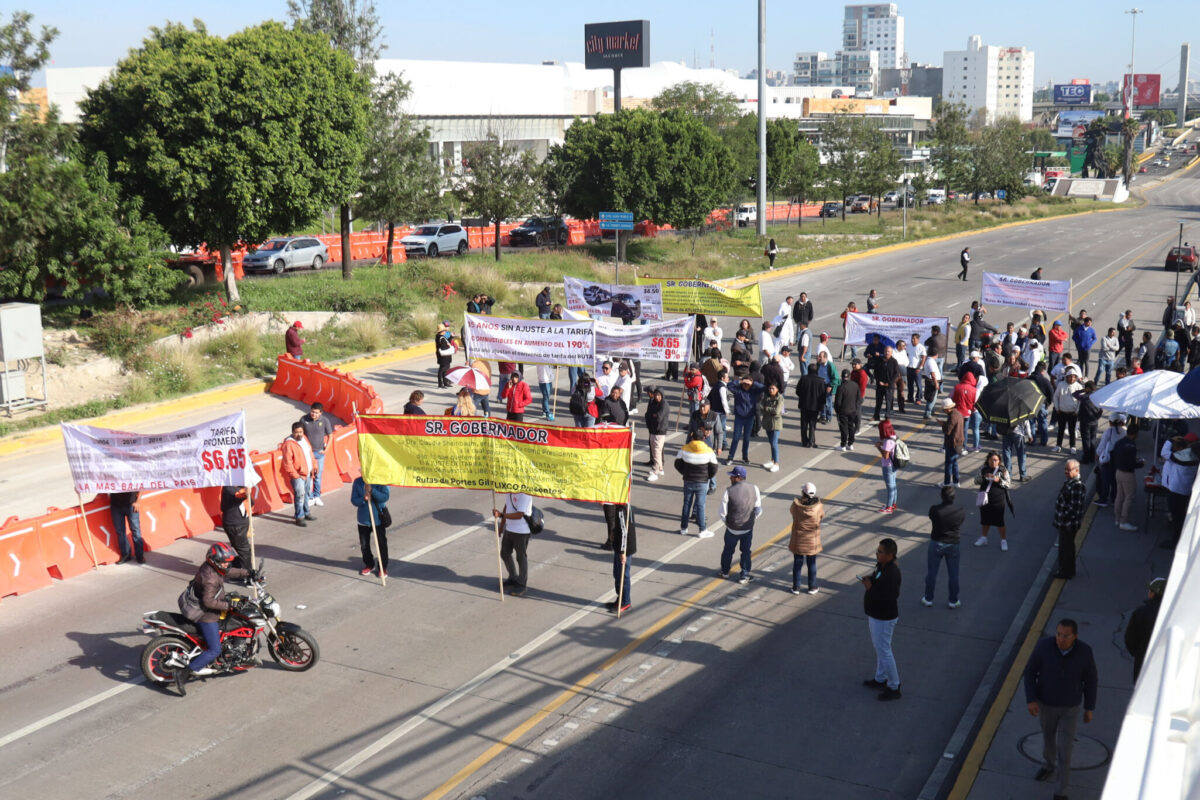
left=942, top=36, right=1035, bottom=124
left=838, top=49, right=881, bottom=97
left=793, top=52, right=827, bottom=86
left=842, top=4, right=905, bottom=70
left=879, top=64, right=943, bottom=101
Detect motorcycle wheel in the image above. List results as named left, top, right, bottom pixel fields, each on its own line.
left=142, top=635, right=191, bottom=683
left=268, top=628, right=320, bottom=671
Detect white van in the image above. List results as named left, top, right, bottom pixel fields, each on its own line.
left=735, top=205, right=757, bottom=227
left=926, top=189, right=946, bottom=205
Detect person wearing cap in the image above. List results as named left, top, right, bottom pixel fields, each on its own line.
left=535, top=286, right=552, bottom=319
left=1125, top=578, right=1166, bottom=680
left=1117, top=309, right=1137, bottom=369
left=788, top=482, right=824, bottom=595
left=435, top=321, right=456, bottom=388
left=1048, top=320, right=1069, bottom=369
left=1111, top=423, right=1142, bottom=531
left=1051, top=372, right=1081, bottom=454
left=718, top=465, right=762, bottom=584
left=702, top=318, right=723, bottom=352
left=815, top=331, right=832, bottom=362
left=675, top=427, right=718, bottom=538
left=644, top=387, right=669, bottom=481
left=1098, top=327, right=1120, bottom=385
left=923, top=485, right=965, bottom=609
left=940, top=398, right=964, bottom=486
left=727, top=375, right=765, bottom=465
left=1052, top=460, right=1086, bottom=579
left=602, top=503, right=636, bottom=613
left=1095, top=413, right=1127, bottom=507
left=1159, top=435, right=1200, bottom=549
left=285, top=320, right=305, bottom=358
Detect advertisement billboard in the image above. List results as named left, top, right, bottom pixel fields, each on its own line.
left=584, top=20, right=650, bottom=70
left=1055, top=109, right=1105, bottom=138
left=1054, top=84, right=1093, bottom=105
left=1123, top=73, right=1162, bottom=107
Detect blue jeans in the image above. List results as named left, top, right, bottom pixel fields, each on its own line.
left=311, top=451, right=325, bottom=498
left=1097, top=356, right=1114, bottom=385
left=956, top=343, right=966, bottom=368
left=1035, top=407, right=1049, bottom=445
left=721, top=528, right=754, bottom=576
left=882, top=465, right=897, bottom=507
left=290, top=476, right=309, bottom=520
left=539, top=312, right=551, bottom=320
left=712, top=412, right=727, bottom=456
left=968, top=410, right=982, bottom=450
left=729, top=415, right=753, bottom=461
left=868, top=616, right=900, bottom=690
left=923, top=541, right=960, bottom=604
left=924, top=384, right=939, bottom=417
left=1002, top=432, right=1027, bottom=477
left=681, top=481, right=708, bottom=532
left=111, top=506, right=144, bottom=559
left=477, top=395, right=491, bottom=416
left=792, top=554, right=817, bottom=591
left=944, top=450, right=960, bottom=485
left=766, top=429, right=781, bottom=463
left=191, top=619, right=222, bottom=671
left=539, top=382, right=553, bottom=418
left=612, top=552, right=631, bottom=605
left=567, top=366, right=581, bottom=393
left=823, top=391, right=834, bottom=420
left=573, top=413, right=595, bottom=427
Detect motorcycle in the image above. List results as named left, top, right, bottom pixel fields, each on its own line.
left=139, top=561, right=319, bottom=689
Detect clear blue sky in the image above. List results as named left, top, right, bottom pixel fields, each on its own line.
left=21, top=0, right=1197, bottom=88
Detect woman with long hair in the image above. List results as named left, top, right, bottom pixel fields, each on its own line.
left=451, top=387, right=476, bottom=417
left=876, top=419, right=898, bottom=513
left=973, top=451, right=1012, bottom=550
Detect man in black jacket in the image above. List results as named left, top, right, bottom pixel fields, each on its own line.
left=922, top=486, right=965, bottom=608
left=1124, top=577, right=1165, bottom=681
left=833, top=368, right=862, bottom=450
left=730, top=331, right=752, bottom=378
left=761, top=354, right=786, bottom=395
left=599, top=386, right=629, bottom=425
left=861, top=538, right=902, bottom=700
left=644, top=387, right=670, bottom=481
left=1024, top=618, right=1098, bottom=797
left=795, top=364, right=826, bottom=448
left=220, top=485, right=251, bottom=569
left=602, top=503, right=636, bottom=613
left=872, top=346, right=901, bottom=421
left=791, top=291, right=814, bottom=331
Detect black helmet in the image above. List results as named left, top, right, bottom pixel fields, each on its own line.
left=206, top=543, right=237, bottom=573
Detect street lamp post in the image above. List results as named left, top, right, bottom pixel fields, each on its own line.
left=1176, top=219, right=1188, bottom=303
left=1124, top=8, right=1142, bottom=119
left=755, top=0, right=767, bottom=237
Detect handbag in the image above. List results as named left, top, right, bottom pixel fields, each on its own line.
left=975, top=489, right=989, bottom=507
left=378, top=505, right=392, bottom=529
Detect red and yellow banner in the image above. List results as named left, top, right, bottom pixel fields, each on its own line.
left=356, top=415, right=632, bottom=504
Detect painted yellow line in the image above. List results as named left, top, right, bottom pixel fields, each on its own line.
left=945, top=501, right=1100, bottom=800
left=1042, top=232, right=1177, bottom=329
left=421, top=425, right=926, bottom=800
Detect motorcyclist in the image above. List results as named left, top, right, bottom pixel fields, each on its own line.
left=175, top=543, right=254, bottom=694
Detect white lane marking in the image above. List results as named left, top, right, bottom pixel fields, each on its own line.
left=399, top=522, right=490, bottom=563
left=0, top=677, right=145, bottom=749
left=947, top=302, right=960, bottom=309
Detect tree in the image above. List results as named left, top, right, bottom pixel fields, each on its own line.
left=650, top=82, right=740, bottom=133
left=764, top=118, right=798, bottom=208
left=452, top=132, right=540, bottom=261
left=1142, top=109, right=1176, bottom=127
left=289, top=0, right=383, bottom=280
left=356, top=73, right=441, bottom=265
left=1026, top=128, right=1058, bottom=152
left=1121, top=116, right=1141, bottom=187
left=80, top=22, right=370, bottom=302
left=819, top=113, right=866, bottom=221
left=656, top=110, right=735, bottom=233
left=981, top=119, right=1029, bottom=204
left=930, top=102, right=971, bottom=195
left=782, top=138, right=820, bottom=227
left=0, top=10, right=55, bottom=172
left=857, top=124, right=901, bottom=214
left=1101, top=144, right=1124, bottom=178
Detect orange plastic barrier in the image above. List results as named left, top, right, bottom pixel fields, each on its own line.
left=310, top=363, right=339, bottom=408
left=0, top=516, right=54, bottom=597
left=37, top=505, right=115, bottom=578
left=270, top=354, right=306, bottom=397
left=315, top=448, right=344, bottom=495
left=132, top=491, right=189, bottom=550
left=249, top=450, right=286, bottom=514
left=330, top=424, right=362, bottom=481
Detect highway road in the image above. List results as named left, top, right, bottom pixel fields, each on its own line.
left=0, top=163, right=1197, bottom=800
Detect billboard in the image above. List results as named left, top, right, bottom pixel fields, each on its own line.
left=584, top=20, right=650, bottom=70
left=1123, top=73, right=1161, bottom=107
left=1055, top=109, right=1105, bottom=138
left=1054, top=84, right=1093, bottom=105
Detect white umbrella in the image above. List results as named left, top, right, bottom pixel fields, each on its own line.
left=1092, top=371, right=1200, bottom=419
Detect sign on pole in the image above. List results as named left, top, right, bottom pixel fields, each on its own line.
left=563, top=276, right=661, bottom=321
left=594, top=317, right=695, bottom=361
left=598, top=211, right=635, bottom=230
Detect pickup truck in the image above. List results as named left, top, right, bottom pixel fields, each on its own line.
left=735, top=205, right=758, bottom=227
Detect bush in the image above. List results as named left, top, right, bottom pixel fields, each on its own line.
left=202, top=323, right=263, bottom=365
left=142, top=346, right=206, bottom=395
left=343, top=315, right=389, bottom=352
left=88, top=310, right=174, bottom=360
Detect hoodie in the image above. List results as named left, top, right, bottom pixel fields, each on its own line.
left=673, top=439, right=719, bottom=484
left=951, top=372, right=977, bottom=417
left=788, top=498, right=825, bottom=556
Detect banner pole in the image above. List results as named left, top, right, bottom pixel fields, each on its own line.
left=616, top=421, right=634, bottom=618
left=76, top=492, right=100, bottom=570
left=245, top=493, right=256, bottom=579
left=492, top=489, right=505, bottom=602
left=365, top=491, right=386, bottom=587
left=553, top=366, right=560, bottom=419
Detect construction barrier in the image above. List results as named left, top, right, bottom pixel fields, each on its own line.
left=330, top=424, right=362, bottom=481
left=0, top=516, right=54, bottom=597
left=37, top=505, right=112, bottom=579
left=249, top=451, right=285, bottom=515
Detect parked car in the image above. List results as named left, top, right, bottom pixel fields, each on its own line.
left=1166, top=245, right=1199, bottom=272
left=1139, top=166, right=1149, bottom=173
left=882, top=190, right=899, bottom=203
left=242, top=237, right=328, bottom=274
left=819, top=202, right=844, bottom=217
left=849, top=195, right=873, bottom=213
left=925, top=190, right=946, bottom=205
left=508, top=216, right=569, bottom=247
left=735, top=205, right=758, bottom=227
left=401, top=223, right=469, bottom=258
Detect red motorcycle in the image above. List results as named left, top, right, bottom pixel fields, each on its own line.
left=139, top=563, right=318, bottom=688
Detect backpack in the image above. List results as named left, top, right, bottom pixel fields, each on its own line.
left=568, top=390, right=587, bottom=416
left=892, top=438, right=911, bottom=469
left=523, top=505, right=545, bottom=534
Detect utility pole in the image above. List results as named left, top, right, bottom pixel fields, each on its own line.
left=756, top=0, right=767, bottom=237
left=1124, top=8, right=1142, bottom=119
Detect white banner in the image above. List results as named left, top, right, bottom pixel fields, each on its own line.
left=594, top=317, right=696, bottom=361
left=980, top=272, right=1071, bottom=313
left=844, top=312, right=950, bottom=346
left=62, top=412, right=254, bottom=494
left=464, top=314, right=595, bottom=366
left=563, top=277, right=662, bottom=321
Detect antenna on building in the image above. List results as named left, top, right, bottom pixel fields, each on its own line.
left=710, top=29, right=715, bottom=68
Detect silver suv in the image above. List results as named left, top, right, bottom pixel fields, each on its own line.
left=243, top=237, right=328, bottom=274
left=401, top=223, right=469, bottom=258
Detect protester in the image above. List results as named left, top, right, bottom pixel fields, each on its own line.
left=535, top=286, right=552, bottom=319
left=501, top=371, right=532, bottom=422
left=1094, top=413, right=1124, bottom=509
left=494, top=492, right=534, bottom=596
left=795, top=321, right=812, bottom=369
left=435, top=322, right=456, bottom=387
left=1023, top=619, right=1098, bottom=798
left=350, top=477, right=390, bottom=578
left=644, top=387, right=669, bottom=482
left=1030, top=362, right=1053, bottom=446
left=862, top=537, right=902, bottom=700
left=940, top=398, right=964, bottom=487
left=299, top=402, right=334, bottom=508
left=109, top=491, right=145, bottom=564
left=220, top=485, right=250, bottom=569
left=1052, top=460, right=1086, bottom=579
left=1111, top=423, right=1142, bottom=531
left=1117, top=309, right=1137, bottom=368
left=759, top=383, right=784, bottom=471
left=599, top=385, right=629, bottom=425
left=285, top=320, right=305, bottom=358
left=872, top=345, right=901, bottom=421
left=702, top=319, right=723, bottom=352
left=675, top=429, right=718, bottom=538
left=718, top=466, right=762, bottom=584
left=1001, top=416, right=1031, bottom=482
left=536, top=364, right=555, bottom=421
left=726, top=375, right=765, bottom=465
left=951, top=370, right=978, bottom=453
left=1052, top=372, right=1080, bottom=453
left=1159, top=434, right=1200, bottom=549
left=815, top=350, right=839, bottom=422
left=708, top=369, right=732, bottom=458
left=957, top=246, right=970, bottom=281
left=840, top=301, right=858, bottom=359
left=1072, top=317, right=1096, bottom=377
left=892, top=340, right=909, bottom=413
left=280, top=422, right=314, bottom=527
left=1098, top=327, right=1119, bottom=385
left=907, top=333, right=926, bottom=407
left=973, top=452, right=1013, bottom=551
left=497, top=361, right=519, bottom=400
left=1124, top=578, right=1166, bottom=681
left=866, top=288, right=879, bottom=313
left=683, top=362, right=707, bottom=414
left=876, top=419, right=899, bottom=513
left=788, top=482, right=824, bottom=595
left=834, top=368, right=862, bottom=451
left=569, top=374, right=599, bottom=428
left=403, top=391, right=427, bottom=415
left=796, top=363, right=825, bottom=449
left=451, top=387, right=476, bottom=416
left=1048, top=321, right=1068, bottom=368
left=603, top=503, right=636, bottom=613
left=923, top=486, right=965, bottom=609
left=954, top=313, right=973, bottom=368
left=848, top=358, right=869, bottom=400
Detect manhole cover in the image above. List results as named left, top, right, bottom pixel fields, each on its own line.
left=1019, top=732, right=1111, bottom=771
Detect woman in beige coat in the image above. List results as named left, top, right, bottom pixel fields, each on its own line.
left=788, top=482, right=825, bottom=595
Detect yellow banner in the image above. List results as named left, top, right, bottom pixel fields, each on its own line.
left=356, top=415, right=632, bottom=504
left=634, top=276, right=763, bottom=317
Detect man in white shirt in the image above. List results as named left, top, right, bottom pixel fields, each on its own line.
left=494, top=492, right=534, bottom=596
left=611, top=362, right=634, bottom=412
left=907, top=333, right=927, bottom=407
left=536, top=364, right=556, bottom=421
left=920, top=352, right=942, bottom=418
left=815, top=332, right=833, bottom=362
left=777, top=296, right=795, bottom=321
left=595, top=360, right=617, bottom=398
left=760, top=321, right=779, bottom=365
left=702, top=319, right=723, bottom=353
left=893, top=341, right=911, bottom=413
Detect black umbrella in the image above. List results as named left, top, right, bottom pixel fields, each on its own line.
left=974, top=376, right=1045, bottom=426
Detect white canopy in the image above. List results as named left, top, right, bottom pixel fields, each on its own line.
left=1091, top=371, right=1200, bottom=419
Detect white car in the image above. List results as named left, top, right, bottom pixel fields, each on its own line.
left=734, top=205, right=757, bottom=227
left=401, top=223, right=469, bottom=258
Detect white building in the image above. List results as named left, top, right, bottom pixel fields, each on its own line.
left=942, top=35, right=1035, bottom=124
left=842, top=4, right=905, bottom=71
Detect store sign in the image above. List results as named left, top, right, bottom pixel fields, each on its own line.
left=584, top=20, right=651, bottom=70
left=1054, top=84, right=1092, bottom=105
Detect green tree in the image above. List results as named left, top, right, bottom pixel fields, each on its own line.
left=819, top=113, right=866, bottom=220
left=288, top=0, right=383, bottom=280
left=0, top=10, right=55, bottom=171
left=981, top=119, right=1029, bottom=204
left=1121, top=116, right=1141, bottom=187
left=650, top=82, right=740, bottom=133
left=452, top=133, right=540, bottom=261
left=857, top=124, right=901, bottom=215
left=80, top=22, right=370, bottom=302
left=930, top=102, right=971, bottom=195
left=764, top=118, right=798, bottom=208
left=1101, top=144, right=1124, bottom=178
left=1142, top=109, right=1176, bottom=127
left=356, top=73, right=441, bottom=265
left=1026, top=128, right=1058, bottom=152
left=782, top=138, right=820, bottom=226
left=657, top=110, right=734, bottom=233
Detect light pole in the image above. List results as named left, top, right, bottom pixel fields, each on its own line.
left=1124, top=8, right=1142, bottom=118
left=1176, top=218, right=1189, bottom=303
left=755, top=0, right=767, bottom=237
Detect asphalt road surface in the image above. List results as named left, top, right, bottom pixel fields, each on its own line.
left=0, top=164, right=1197, bottom=800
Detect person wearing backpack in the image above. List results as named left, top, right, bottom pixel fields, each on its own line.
left=569, top=374, right=598, bottom=428
left=494, top=492, right=535, bottom=597
left=876, top=419, right=901, bottom=513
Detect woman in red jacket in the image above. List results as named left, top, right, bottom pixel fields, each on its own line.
left=500, top=372, right=533, bottom=422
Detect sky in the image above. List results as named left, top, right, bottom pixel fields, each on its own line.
left=19, top=0, right=1199, bottom=89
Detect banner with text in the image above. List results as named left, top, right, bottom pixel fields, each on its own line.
left=563, top=277, right=662, bottom=321
left=980, top=272, right=1071, bottom=313
left=635, top=276, right=763, bottom=317
left=594, top=316, right=696, bottom=361
left=843, top=312, right=950, bottom=346
left=464, top=314, right=595, bottom=366
left=357, top=415, right=632, bottom=504
left=61, top=412, right=254, bottom=494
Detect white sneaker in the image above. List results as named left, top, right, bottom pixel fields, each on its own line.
left=698, top=529, right=715, bottom=539
left=1119, top=522, right=1139, bottom=531
left=679, top=528, right=688, bottom=536
left=837, top=445, right=846, bottom=451
left=920, top=597, right=933, bottom=607
left=961, top=449, right=969, bottom=456
left=1069, top=447, right=1077, bottom=455
left=974, top=536, right=988, bottom=547
left=311, top=497, right=325, bottom=507
left=769, top=464, right=780, bottom=473
left=192, top=667, right=216, bottom=676
left=847, top=444, right=854, bottom=451
left=806, top=587, right=819, bottom=595
left=1051, top=446, right=1061, bottom=453
left=948, top=601, right=962, bottom=609
left=647, top=472, right=659, bottom=482
left=1000, top=540, right=1009, bottom=552
left=762, top=461, right=775, bottom=469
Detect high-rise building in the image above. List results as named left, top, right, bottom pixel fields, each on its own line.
left=842, top=4, right=905, bottom=70
left=793, top=52, right=827, bottom=86
left=942, top=35, right=1034, bottom=123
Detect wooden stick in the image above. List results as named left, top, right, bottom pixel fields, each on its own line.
left=244, top=492, right=258, bottom=599
left=492, top=490, right=505, bottom=601
left=675, top=389, right=686, bottom=433
left=76, top=492, right=100, bottom=569
left=365, top=490, right=386, bottom=587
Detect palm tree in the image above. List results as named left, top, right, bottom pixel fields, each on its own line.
left=1121, top=117, right=1141, bottom=188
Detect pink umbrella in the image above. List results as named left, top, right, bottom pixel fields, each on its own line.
left=445, top=365, right=491, bottom=392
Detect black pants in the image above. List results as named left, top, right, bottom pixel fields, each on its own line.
left=906, top=368, right=920, bottom=403
left=1167, top=490, right=1189, bottom=545
left=664, top=361, right=679, bottom=380
left=837, top=413, right=858, bottom=447
left=873, top=384, right=894, bottom=420
left=1057, top=524, right=1077, bottom=577
left=894, top=376, right=906, bottom=412
left=500, top=531, right=530, bottom=587
left=224, top=521, right=251, bottom=570
left=1079, top=422, right=1098, bottom=463
left=800, top=410, right=818, bottom=447
left=958, top=264, right=969, bottom=281
left=507, top=411, right=524, bottom=422
left=1076, top=350, right=1090, bottom=376
left=1119, top=333, right=1134, bottom=368
left=436, top=356, right=452, bottom=386
left=1056, top=412, right=1078, bottom=448
left=358, top=523, right=389, bottom=571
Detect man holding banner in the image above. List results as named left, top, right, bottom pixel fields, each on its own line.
left=494, top=493, right=534, bottom=597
